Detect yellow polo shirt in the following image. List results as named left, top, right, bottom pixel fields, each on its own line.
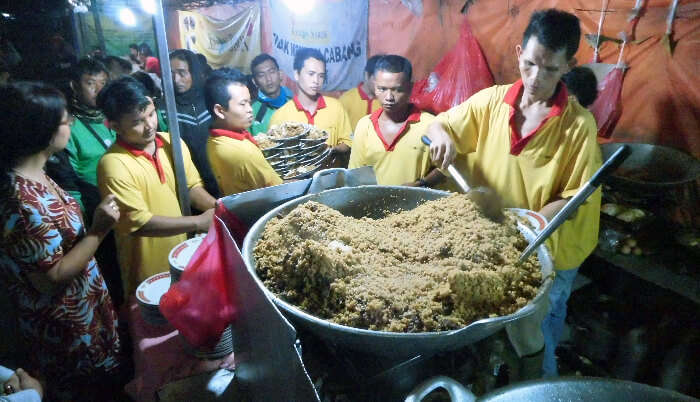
left=349, top=106, right=434, bottom=185
left=339, top=83, right=381, bottom=131
left=436, top=81, right=602, bottom=270
left=97, top=132, right=203, bottom=298
left=269, top=95, right=352, bottom=147
left=206, top=129, right=283, bottom=196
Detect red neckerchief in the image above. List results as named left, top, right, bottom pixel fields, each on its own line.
left=370, top=105, right=422, bottom=152
left=357, top=82, right=374, bottom=115
left=210, top=128, right=258, bottom=147
left=503, top=79, right=568, bottom=155
left=116, top=135, right=167, bottom=183
left=292, top=95, right=327, bottom=125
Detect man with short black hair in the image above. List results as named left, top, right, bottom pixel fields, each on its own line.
left=349, top=55, right=443, bottom=187
left=169, top=49, right=220, bottom=197
left=97, top=76, right=216, bottom=299
left=269, top=48, right=352, bottom=161
left=205, top=68, right=282, bottom=196
left=63, top=58, right=112, bottom=215
left=249, top=53, right=293, bottom=136
left=339, top=54, right=383, bottom=130
left=426, top=9, right=602, bottom=378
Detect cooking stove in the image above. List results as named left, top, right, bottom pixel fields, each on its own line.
left=296, top=329, right=514, bottom=401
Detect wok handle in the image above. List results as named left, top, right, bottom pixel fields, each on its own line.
left=404, top=376, right=476, bottom=402
left=589, top=145, right=631, bottom=187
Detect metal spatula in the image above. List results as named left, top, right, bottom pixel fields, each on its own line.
left=421, top=136, right=504, bottom=222
left=518, top=145, right=631, bottom=263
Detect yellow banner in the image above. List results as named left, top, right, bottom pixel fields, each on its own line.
left=178, top=4, right=261, bottom=73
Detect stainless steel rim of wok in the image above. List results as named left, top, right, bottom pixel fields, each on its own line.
left=241, top=186, right=555, bottom=360
left=405, top=375, right=698, bottom=401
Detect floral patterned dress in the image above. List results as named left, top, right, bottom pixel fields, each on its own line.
left=0, top=173, right=121, bottom=385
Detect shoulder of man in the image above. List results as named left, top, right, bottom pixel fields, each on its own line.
left=561, top=99, right=597, bottom=136
left=323, top=95, right=345, bottom=110
left=338, top=87, right=357, bottom=102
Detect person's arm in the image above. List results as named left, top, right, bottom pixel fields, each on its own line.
left=425, top=88, right=493, bottom=170
left=538, top=197, right=572, bottom=222
left=133, top=210, right=213, bottom=237
left=332, top=143, right=351, bottom=154
left=189, top=185, right=216, bottom=211
left=426, top=119, right=457, bottom=171
left=404, top=168, right=446, bottom=188
left=41, top=194, right=119, bottom=284
left=8, top=194, right=118, bottom=292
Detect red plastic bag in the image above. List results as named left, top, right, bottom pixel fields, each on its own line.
left=159, top=202, right=245, bottom=348
left=589, top=66, right=624, bottom=138
left=410, top=20, right=494, bottom=114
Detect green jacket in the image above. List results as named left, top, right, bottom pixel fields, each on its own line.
left=65, top=117, right=116, bottom=212
left=250, top=87, right=293, bottom=136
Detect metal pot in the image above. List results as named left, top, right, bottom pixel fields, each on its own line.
left=405, top=376, right=697, bottom=401
left=241, top=186, right=554, bottom=360
left=600, top=143, right=700, bottom=196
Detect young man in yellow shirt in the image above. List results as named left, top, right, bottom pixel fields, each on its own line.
left=349, top=55, right=444, bottom=187
left=96, top=77, right=217, bottom=299
left=426, top=9, right=602, bottom=378
left=339, top=54, right=383, bottom=131
left=269, top=48, right=352, bottom=163
left=205, top=68, right=282, bottom=196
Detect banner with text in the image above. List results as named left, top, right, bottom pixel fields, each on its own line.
left=178, top=4, right=261, bottom=72
left=269, top=0, right=368, bottom=91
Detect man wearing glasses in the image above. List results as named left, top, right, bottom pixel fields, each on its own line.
left=249, top=53, right=293, bottom=136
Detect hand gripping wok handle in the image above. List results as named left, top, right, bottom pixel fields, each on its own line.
left=421, top=136, right=471, bottom=193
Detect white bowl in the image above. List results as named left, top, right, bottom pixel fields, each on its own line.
left=168, top=236, right=205, bottom=282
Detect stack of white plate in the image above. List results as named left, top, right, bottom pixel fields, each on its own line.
left=168, top=235, right=205, bottom=283
left=181, top=325, right=234, bottom=360
left=135, top=272, right=171, bottom=326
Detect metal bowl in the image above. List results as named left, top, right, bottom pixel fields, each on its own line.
left=242, top=186, right=554, bottom=359
left=601, top=143, right=700, bottom=195
left=260, top=143, right=282, bottom=158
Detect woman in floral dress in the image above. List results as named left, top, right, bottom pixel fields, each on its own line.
left=0, top=82, right=124, bottom=401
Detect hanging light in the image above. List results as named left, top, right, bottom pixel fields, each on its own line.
left=140, top=0, right=157, bottom=15
left=118, top=7, right=137, bottom=26
left=283, top=0, right=316, bottom=16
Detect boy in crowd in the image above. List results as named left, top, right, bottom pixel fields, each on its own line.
left=339, top=54, right=383, bottom=130
left=205, top=68, right=282, bottom=195
left=97, top=77, right=216, bottom=299
left=249, top=53, right=293, bottom=136
left=269, top=48, right=352, bottom=163
left=349, top=55, right=443, bottom=187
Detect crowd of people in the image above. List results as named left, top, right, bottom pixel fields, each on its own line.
left=0, top=8, right=601, bottom=401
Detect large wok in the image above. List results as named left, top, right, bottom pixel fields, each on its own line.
left=600, top=143, right=700, bottom=196
left=241, top=186, right=554, bottom=359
